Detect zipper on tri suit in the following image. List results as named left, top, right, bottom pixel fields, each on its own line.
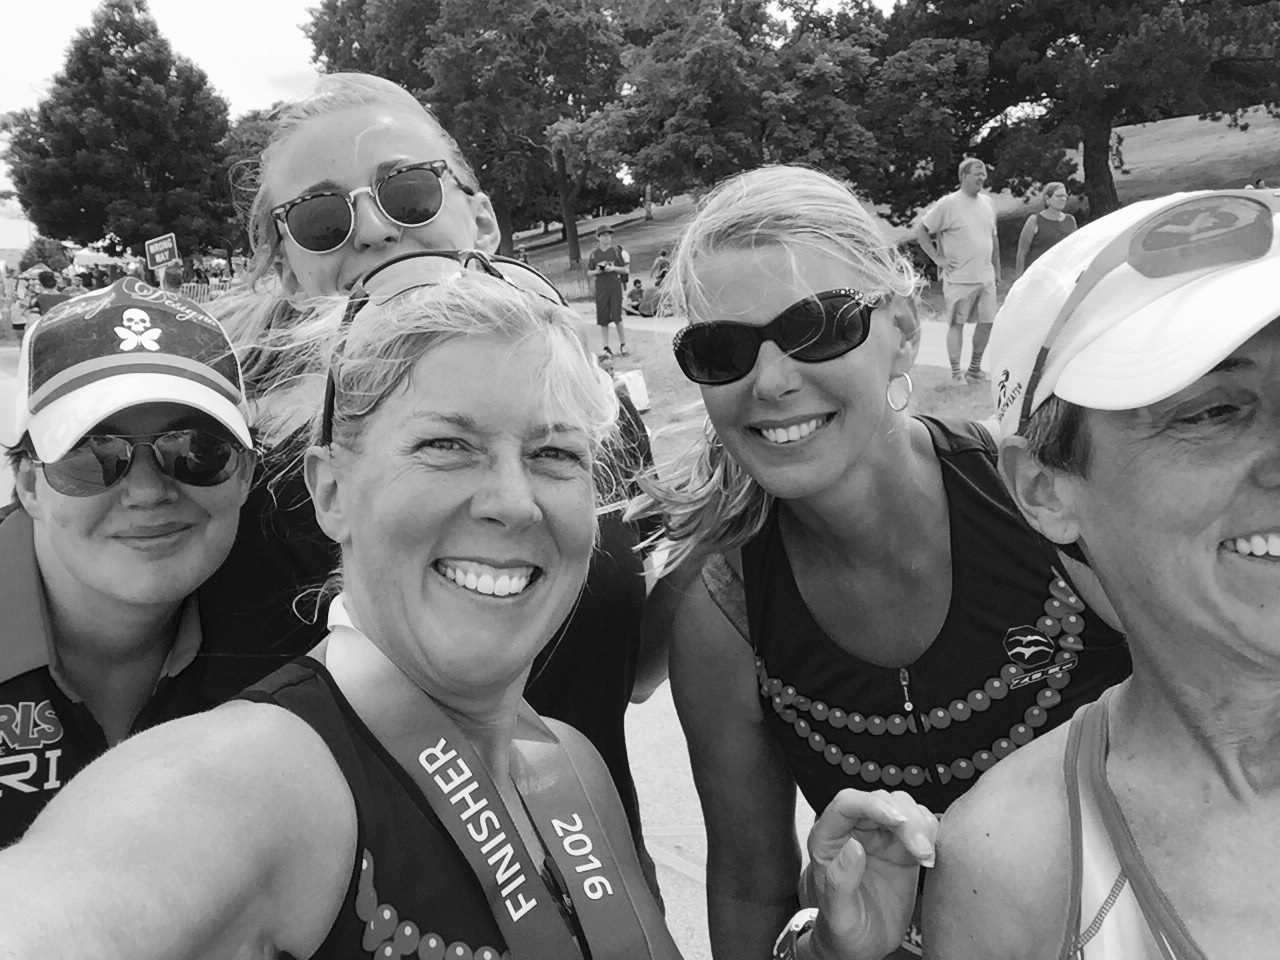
left=899, top=667, right=914, bottom=713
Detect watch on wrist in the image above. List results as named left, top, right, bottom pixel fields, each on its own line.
left=772, top=907, right=820, bottom=960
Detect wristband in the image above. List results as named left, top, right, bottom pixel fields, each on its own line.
left=772, top=907, right=819, bottom=960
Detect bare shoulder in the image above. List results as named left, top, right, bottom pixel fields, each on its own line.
left=923, top=721, right=1075, bottom=960
left=5, top=700, right=356, bottom=958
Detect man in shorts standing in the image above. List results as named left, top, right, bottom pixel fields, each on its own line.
left=588, top=225, right=630, bottom=355
left=912, top=158, right=1000, bottom=384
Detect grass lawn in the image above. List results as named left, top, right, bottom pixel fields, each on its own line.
left=581, top=324, right=993, bottom=466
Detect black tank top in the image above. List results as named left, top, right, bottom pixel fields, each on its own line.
left=741, top=417, right=1132, bottom=814
left=239, top=659, right=521, bottom=960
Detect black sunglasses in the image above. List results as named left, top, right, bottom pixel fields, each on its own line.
left=30, top=430, right=250, bottom=497
left=320, top=250, right=568, bottom=445
left=1016, top=189, right=1280, bottom=433
left=272, top=161, right=476, bottom=254
left=673, top=288, right=879, bottom=385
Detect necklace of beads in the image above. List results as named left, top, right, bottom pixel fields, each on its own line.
left=755, top=573, right=1087, bottom=788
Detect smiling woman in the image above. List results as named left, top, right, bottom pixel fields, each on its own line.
left=925, top=188, right=1280, bottom=960
left=630, top=164, right=1133, bottom=960
left=0, top=268, right=688, bottom=960
left=0, top=278, right=256, bottom=847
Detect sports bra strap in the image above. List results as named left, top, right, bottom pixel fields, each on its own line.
left=1059, top=697, right=1095, bottom=960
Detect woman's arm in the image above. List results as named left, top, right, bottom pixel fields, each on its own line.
left=0, top=701, right=356, bottom=960
left=1015, top=214, right=1038, bottom=279
left=667, top=556, right=802, bottom=960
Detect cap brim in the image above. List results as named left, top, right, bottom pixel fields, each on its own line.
left=1055, top=256, right=1280, bottom=410
left=27, top=372, right=253, bottom=462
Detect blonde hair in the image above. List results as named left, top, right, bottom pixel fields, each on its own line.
left=215, top=73, right=481, bottom=392
left=321, top=272, right=618, bottom=466
left=633, top=164, right=918, bottom=573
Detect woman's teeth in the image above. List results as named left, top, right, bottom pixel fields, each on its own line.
left=1225, top=533, right=1280, bottom=558
left=436, top=560, right=535, bottom=597
left=759, top=416, right=827, bottom=445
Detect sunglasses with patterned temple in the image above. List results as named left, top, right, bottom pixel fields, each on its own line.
left=1016, top=189, right=1280, bottom=433
left=272, top=161, right=477, bottom=254
left=319, top=250, right=568, bottom=445
left=673, top=288, right=880, bottom=386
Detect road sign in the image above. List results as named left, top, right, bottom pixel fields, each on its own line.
left=144, top=233, right=180, bottom=270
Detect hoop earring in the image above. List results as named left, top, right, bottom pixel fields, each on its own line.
left=886, top=372, right=913, bottom=412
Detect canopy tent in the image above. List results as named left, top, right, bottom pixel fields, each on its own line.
left=72, top=249, right=123, bottom=269
left=19, top=262, right=51, bottom=278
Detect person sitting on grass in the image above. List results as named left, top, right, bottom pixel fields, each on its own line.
left=625, top=277, right=646, bottom=316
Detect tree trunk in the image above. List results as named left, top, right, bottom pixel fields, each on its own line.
left=1080, top=113, right=1120, bottom=221
left=644, top=183, right=653, bottom=221
left=553, top=148, right=582, bottom=265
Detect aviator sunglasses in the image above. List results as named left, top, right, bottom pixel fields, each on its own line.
left=29, top=429, right=250, bottom=498
left=1016, top=189, right=1280, bottom=433
left=319, top=250, right=567, bottom=445
left=272, top=160, right=476, bottom=254
left=673, top=288, right=879, bottom=385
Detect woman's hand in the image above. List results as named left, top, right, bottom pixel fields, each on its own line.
left=799, top=789, right=938, bottom=960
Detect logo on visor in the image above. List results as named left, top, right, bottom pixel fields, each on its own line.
left=115, top=307, right=162, bottom=352
left=996, top=370, right=1023, bottom=419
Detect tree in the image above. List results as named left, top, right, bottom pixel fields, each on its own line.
left=861, top=37, right=991, bottom=223
left=19, top=238, right=70, bottom=274
left=894, top=0, right=1280, bottom=216
left=621, top=0, right=885, bottom=197
left=3, top=0, right=232, bottom=254
left=217, top=108, right=278, bottom=254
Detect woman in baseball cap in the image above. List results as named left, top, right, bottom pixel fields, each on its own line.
left=0, top=277, right=255, bottom=846
left=925, top=188, right=1280, bottom=957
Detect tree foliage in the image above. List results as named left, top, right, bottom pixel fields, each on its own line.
left=3, top=0, right=233, bottom=253
left=19, top=238, right=71, bottom=274
left=894, top=0, right=1280, bottom=217
left=622, top=0, right=885, bottom=195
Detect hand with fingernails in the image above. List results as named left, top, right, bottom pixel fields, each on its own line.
left=798, top=789, right=938, bottom=960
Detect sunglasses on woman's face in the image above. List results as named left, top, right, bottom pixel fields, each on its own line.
left=31, top=430, right=250, bottom=497
left=272, top=160, right=472, bottom=254
left=672, top=288, right=879, bottom=386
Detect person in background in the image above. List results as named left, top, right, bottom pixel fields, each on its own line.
left=588, top=225, right=631, bottom=356
left=1014, top=181, right=1078, bottom=279
left=32, top=270, right=70, bottom=316
left=633, top=164, right=1130, bottom=960
left=911, top=158, right=1000, bottom=385
left=160, top=264, right=184, bottom=293
left=925, top=189, right=1280, bottom=959
left=0, top=278, right=257, bottom=847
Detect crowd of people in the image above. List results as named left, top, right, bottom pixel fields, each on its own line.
left=0, top=69, right=1275, bottom=960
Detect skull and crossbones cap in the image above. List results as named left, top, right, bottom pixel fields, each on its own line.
left=10, top=278, right=252, bottom=462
